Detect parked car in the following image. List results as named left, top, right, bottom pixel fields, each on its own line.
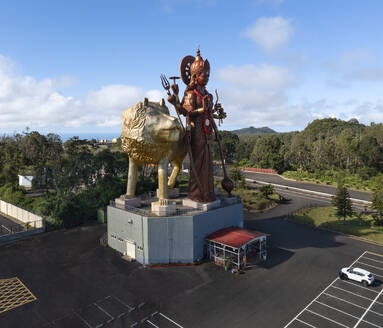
left=339, top=267, right=375, bottom=286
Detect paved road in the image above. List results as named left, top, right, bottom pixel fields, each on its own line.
left=0, top=213, right=23, bottom=236
left=243, top=171, right=372, bottom=201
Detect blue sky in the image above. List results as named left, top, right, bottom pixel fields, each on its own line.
left=0, top=0, right=382, bottom=135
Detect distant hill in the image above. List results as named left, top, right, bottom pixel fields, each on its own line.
left=231, top=126, right=277, bottom=136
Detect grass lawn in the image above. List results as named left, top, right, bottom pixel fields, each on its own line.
left=282, top=170, right=376, bottom=192
left=292, top=206, right=383, bottom=243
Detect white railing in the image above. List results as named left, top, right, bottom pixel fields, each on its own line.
left=0, top=199, right=44, bottom=229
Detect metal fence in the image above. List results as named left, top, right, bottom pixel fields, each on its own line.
left=0, top=219, right=44, bottom=236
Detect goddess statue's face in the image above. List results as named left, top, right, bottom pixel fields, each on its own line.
left=197, top=71, right=209, bottom=86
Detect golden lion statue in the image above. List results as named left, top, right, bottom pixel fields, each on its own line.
left=121, top=98, right=187, bottom=204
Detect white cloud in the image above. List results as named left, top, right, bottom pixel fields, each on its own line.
left=214, top=63, right=309, bottom=129
left=0, top=54, right=163, bottom=130
left=216, top=64, right=293, bottom=89
left=346, top=68, right=383, bottom=81
left=244, top=17, right=293, bottom=53
left=323, top=49, right=383, bottom=83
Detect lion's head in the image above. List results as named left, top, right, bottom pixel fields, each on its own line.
left=121, top=98, right=182, bottom=164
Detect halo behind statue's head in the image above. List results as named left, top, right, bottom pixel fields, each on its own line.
left=180, top=55, right=194, bottom=85
left=180, top=49, right=210, bottom=85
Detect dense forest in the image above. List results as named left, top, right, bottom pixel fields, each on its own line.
left=2, top=117, right=383, bottom=228
left=213, top=118, right=383, bottom=187
left=0, top=131, right=133, bottom=228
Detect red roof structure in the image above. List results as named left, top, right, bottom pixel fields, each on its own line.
left=206, top=227, right=266, bottom=249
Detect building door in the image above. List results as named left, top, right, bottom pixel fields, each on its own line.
left=125, top=240, right=135, bottom=259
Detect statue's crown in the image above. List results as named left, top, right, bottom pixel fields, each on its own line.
left=190, top=48, right=210, bottom=76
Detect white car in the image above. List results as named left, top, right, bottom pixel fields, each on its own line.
left=339, top=267, right=375, bottom=286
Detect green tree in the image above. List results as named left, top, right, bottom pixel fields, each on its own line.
left=259, top=184, right=274, bottom=198
left=371, top=176, right=383, bottom=226
left=331, top=178, right=353, bottom=222
left=230, top=166, right=244, bottom=188
left=251, top=135, right=285, bottom=173
left=212, top=131, right=239, bottom=163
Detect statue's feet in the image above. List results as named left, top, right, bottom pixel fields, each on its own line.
left=159, top=198, right=169, bottom=205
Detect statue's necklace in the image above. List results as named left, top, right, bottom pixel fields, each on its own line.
left=193, top=89, right=213, bottom=135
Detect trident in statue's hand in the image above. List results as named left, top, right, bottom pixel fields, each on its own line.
left=160, top=74, right=184, bottom=132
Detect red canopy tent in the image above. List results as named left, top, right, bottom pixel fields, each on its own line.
left=206, top=227, right=268, bottom=269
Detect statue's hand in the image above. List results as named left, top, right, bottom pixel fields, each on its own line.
left=214, top=103, right=227, bottom=120
left=168, top=94, right=177, bottom=105
left=171, top=83, right=179, bottom=95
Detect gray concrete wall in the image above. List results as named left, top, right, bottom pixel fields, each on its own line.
left=107, top=202, right=244, bottom=265
left=145, top=215, right=194, bottom=264
left=193, top=203, right=243, bottom=260
left=107, top=206, right=145, bottom=263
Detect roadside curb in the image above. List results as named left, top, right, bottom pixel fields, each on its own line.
left=286, top=217, right=383, bottom=247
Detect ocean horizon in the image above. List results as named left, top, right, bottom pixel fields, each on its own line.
left=0, top=131, right=121, bottom=142
left=59, top=132, right=120, bottom=142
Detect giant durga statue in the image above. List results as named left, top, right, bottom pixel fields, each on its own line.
left=121, top=48, right=233, bottom=207
left=165, top=48, right=233, bottom=202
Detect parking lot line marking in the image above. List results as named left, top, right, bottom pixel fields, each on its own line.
left=331, top=285, right=376, bottom=302
left=314, top=300, right=359, bottom=319
left=147, top=320, right=159, bottom=328
left=340, top=280, right=380, bottom=294
left=364, top=257, right=383, bottom=265
left=159, top=313, right=184, bottom=328
left=284, top=252, right=368, bottom=328
left=366, top=251, right=383, bottom=258
left=112, top=296, right=134, bottom=311
left=323, top=292, right=366, bottom=310
left=357, top=261, right=383, bottom=272
left=284, top=279, right=338, bottom=327
left=296, top=318, right=317, bottom=327
left=354, top=286, right=383, bottom=328
left=94, top=302, right=114, bottom=320
left=362, top=321, right=383, bottom=328
left=306, top=309, right=349, bottom=328
left=74, top=312, right=93, bottom=328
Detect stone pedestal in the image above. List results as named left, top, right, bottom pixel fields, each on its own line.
left=222, top=196, right=239, bottom=205
left=156, top=188, right=180, bottom=198
left=115, top=195, right=141, bottom=209
left=182, top=198, right=221, bottom=211
left=151, top=201, right=177, bottom=216
left=107, top=201, right=243, bottom=265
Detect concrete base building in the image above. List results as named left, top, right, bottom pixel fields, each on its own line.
left=107, top=197, right=243, bottom=265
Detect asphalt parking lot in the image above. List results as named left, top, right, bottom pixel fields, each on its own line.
left=42, top=296, right=183, bottom=328
left=1, top=213, right=383, bottom=328
left=285, top=251, right=383, bottom=328
left=0, top=213, right=24, bottom=236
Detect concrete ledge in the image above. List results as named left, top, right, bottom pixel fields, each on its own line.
left=115, top=196, right=141, bottom=209
left=151, top=202, right=177, bottom=216
left=182, top=198, right=221, bottom=211
left=0, top=228, right=45, bottom=245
